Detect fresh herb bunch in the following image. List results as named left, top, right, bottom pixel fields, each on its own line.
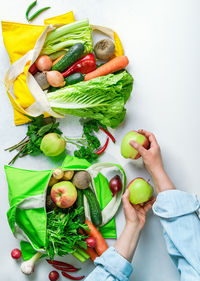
left=46, top=208, right=88, bottom=260
left=5, top=115, right=62, bottom=165
left=65, top=119, right=107, bottom=163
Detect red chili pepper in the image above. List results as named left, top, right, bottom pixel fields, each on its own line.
left=62, top=272, right=85, bottom=280
left=29, top=63, right=38, bottom=75
left=62, top=53, right=96, bottom=77
left=96, top=137, right=109, bottom=155
left=52, top=265, right=80, bottom=272
left=47, top=260, right=75, bottom=268
left=99, top=127, right=116, bottom=143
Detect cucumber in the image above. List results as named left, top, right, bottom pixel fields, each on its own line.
left=65, top=73, right=84, bottom=85
left=52, top=43, right=84, bottom=72
left=76, top=189, right=85, bottom=224
left=49, top=73, right=84, bottom=92
left=83, top=188, right=102, bottom=226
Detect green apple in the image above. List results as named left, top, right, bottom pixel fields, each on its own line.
left=40, top=133, right=66, bottom=156
left=128, top=177, right=153, bottom=204
left=121, top=131, right=149, bottom=159
left=51, top=181, right=77, bottom=208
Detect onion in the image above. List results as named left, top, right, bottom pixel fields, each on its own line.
left=11, top=248, right=21, bottom=259
left=49, top=271, right=59, bottom=281
left=46, top=71, right=66, bottom=87
left=35, top=55, right=52, bottom=71
left=109, top=175, right=122, bottom=197
left=53, top=168, right=64, bottom=180
left=85, top=237, right=96, bottom=248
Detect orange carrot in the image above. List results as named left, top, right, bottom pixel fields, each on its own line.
left=85, top=220, right=108, bottom=256
left=84, top=56, right=129, bottom=81
left=52, top=55, right=65, bottom=66
left=85, top=247, right=99, bottom=262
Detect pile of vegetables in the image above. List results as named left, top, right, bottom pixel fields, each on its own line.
left=27, top=18, right=133, bottom=128
left=44, top=167, right=110, bottom=276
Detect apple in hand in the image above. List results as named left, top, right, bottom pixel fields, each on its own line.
left=128, top=177, right=153, bottom=204
left=51, top=181, right=77, bottom=208
left=121, top=131, right=149, bottom=159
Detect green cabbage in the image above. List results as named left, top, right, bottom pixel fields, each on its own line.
left=47, top=70, right=134, bottom=128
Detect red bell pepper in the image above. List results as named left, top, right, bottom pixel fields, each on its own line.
left=62, top=53, right=96, bottom=78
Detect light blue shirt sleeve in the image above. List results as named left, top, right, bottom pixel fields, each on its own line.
left=85, top=247, right=133, bottom=281
left=153, top=190, right=200, bottom=281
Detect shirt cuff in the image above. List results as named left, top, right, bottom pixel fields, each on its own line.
left=153, top=190, right=200, bottom=218
left=94, top=247, right=133, bottom=281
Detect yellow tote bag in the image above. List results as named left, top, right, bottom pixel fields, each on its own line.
left=2, top=11, right=124, bottom=126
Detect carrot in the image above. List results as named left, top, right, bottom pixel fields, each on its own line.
left=85, top=220, right=108, bottom=256
left=52, top=55, right=65, bottom=66
left=85, top=247, right=99, bottom=262
left=84, top=56, right=129, bottom=81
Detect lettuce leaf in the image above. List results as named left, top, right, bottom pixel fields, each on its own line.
left=47, top=70, right=134, bottom=128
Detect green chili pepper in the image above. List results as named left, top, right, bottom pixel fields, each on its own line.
left=26, top=0, right=37, bottom=21
left=28, top=6, right=51, bottom=22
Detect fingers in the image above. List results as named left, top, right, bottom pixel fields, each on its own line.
left=138, top=129, right=158, bottom=147
left=143, top=197, right=156, bottom=213
left=122, top=189, right=130, bottom=209
left=129, top=140, right=146, bottom=157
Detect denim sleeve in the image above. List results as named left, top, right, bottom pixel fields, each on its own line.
left=153, top=190, right=200, bottom=280
left=85, top=247, right=133, bottom=281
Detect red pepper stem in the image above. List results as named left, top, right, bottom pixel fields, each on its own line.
left=96, top=137, right=109, bottom=155
left=62, top=272, right=85, bottom=280
left=47, top=259, right=76, bottom=269
left=99, top=127, right=116, bottom=143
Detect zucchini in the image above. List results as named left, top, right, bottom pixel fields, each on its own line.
left=49, top=73, right=84, bottom=92
left=52, top=43, right=84, bottom=72
left=83, top=188, right=102, bottom=226
left=76, top=189, right=85, bottom=224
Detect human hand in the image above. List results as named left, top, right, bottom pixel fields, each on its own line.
left=122, top=188, right=155, bottom=231
left=130, top=129, right=164, bottom=177
left=130, top=129, right=175, bottom=194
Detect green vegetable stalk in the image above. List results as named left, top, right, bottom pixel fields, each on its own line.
left=41, top=19, right=93, bottom=55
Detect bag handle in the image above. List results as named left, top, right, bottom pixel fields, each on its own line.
left=4, top=25, right=63, bottom=118
left=87, top=162, right=126, bottom=226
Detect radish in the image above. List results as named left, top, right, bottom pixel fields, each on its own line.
left=11, top=248, right=21, bottom=259
left=49, top=271, right=59, bottom=281
left=85, top=237, right=96, bottom=248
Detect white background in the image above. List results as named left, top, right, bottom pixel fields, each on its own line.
left=0, top=0, right=200, bottom=280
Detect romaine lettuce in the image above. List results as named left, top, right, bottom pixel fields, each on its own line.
left=47, top=70, right=134, bottom=128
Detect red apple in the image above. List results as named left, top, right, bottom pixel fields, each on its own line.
left=128, top=177, right=153, bottom=204
left=121, top=131, right=149, bottom=159
left=51, top=181, right=77, bottom=208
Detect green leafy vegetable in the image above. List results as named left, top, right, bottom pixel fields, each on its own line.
left=47, top=70, right=134, bottom=128
left=41, top=19, right=93, bottom=55
left=65, top=119, right=105, bottom=163
left=5, top=115, right=62, bottom=165
left=46, top=208, right=88, bottom=260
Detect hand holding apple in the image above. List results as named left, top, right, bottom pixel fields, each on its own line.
left=121, top=131, right=149, bottom=160
left=128, top=177, right=153, bottom=204
left=51, top=181, right=77, bottom=208
left=129, top=129, right=175, bottom=194
left=122, top=188, right=154, bottom=230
